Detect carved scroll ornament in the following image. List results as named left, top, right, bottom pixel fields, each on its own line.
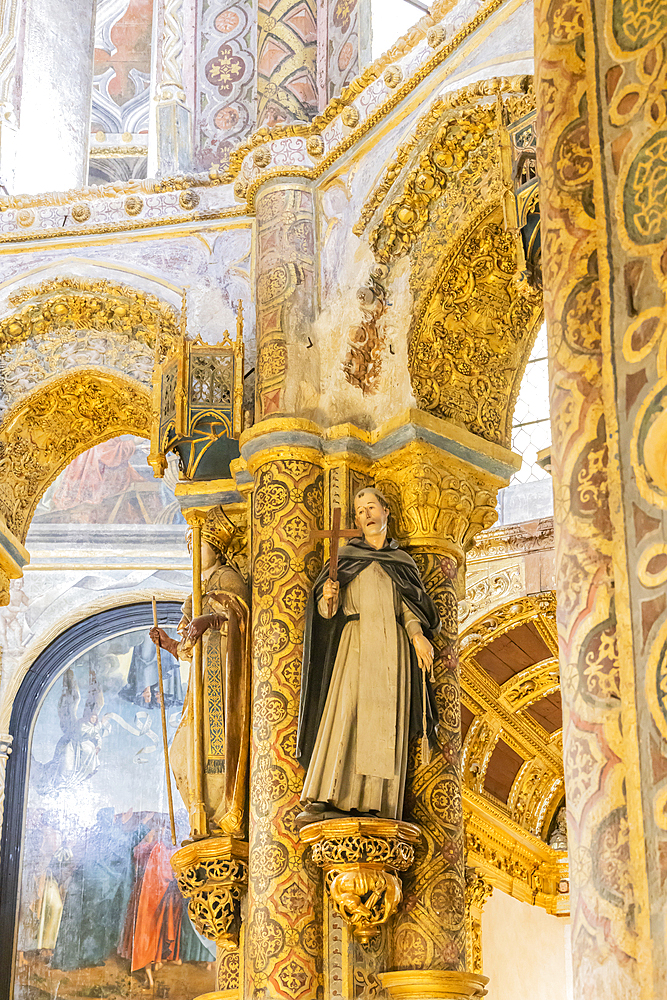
left=171, top=836, right=248, bottom=950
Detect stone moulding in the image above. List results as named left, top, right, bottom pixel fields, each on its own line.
left=300, top=817, right=420, bottom=943
left=171, top=835, right=249, bottom=950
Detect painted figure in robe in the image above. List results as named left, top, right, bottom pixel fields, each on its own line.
left=119, top=812, right=215, bottom=987
left=297, top=488, right=440, bottom=824
left=51, top=808, right=149, bottom=971
left=150, top=515, right=250, bottom=838
left=36, top=667, right=110, bottom=794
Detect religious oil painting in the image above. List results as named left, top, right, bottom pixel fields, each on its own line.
left=30, top=435, right=184, bottom=527
left=13, top=624, right=216, bottom=1000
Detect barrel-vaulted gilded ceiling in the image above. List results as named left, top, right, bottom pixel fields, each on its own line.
left=460, top=592, right=563, bottom=840
left=459, top=592, right=567, bottom=913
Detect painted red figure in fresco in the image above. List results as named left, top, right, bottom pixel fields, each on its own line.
left=119, top=822, right=182, bottom=987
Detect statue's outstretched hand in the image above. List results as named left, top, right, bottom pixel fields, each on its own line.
left=185, top=614, right=226, bottom=643
left=149, top=626, right=179, bottom=659
left=413, top=633, right=434, bottom=674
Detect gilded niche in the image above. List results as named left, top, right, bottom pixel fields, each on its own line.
left=0, top=369, right=151, bottom=542
left=408, top=206, right=542, bottom=446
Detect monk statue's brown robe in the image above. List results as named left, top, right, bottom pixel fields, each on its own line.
left=170, top=561, right=250, bottom=838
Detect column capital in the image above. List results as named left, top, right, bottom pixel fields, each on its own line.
left=374, top=440, right=501, bottom=565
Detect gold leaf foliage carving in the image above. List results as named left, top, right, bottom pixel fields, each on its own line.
left=355, top=77, right=534, bottom=242
left=368, top=105, right=498, bottom=263
left=409, top=206, right=542, bottom=446
left=375, top=442, right=499, bottom=564
left=1, top=278, right=179, bottom=353
left=0, top=369, right=151, bottom=542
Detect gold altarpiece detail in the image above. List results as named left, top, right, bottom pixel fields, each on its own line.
left=300, top=818, right=420, bottom=944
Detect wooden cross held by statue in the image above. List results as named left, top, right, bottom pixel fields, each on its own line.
left=311, top=507, right=360, bottom=617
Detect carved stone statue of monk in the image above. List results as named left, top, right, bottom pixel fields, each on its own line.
left=150, top=519, right=250, bottom=839
left=297, top=488, right=440, bottom=825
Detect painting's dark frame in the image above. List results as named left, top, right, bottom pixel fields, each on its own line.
left=0, top=600, right=183, bottom=998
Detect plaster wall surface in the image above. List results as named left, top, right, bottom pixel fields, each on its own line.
left=482, top=888, right=572, bottom=1000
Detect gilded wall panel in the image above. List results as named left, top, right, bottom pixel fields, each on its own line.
left=248, top=455, right=324, bottom=999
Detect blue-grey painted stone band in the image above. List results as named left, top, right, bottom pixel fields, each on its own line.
left=177, top=489, right=244, bottom=509
left=241, top=426, right=516, bottom=481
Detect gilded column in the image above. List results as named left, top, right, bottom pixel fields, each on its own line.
left=536, top=0, right=667, bottom=988
left=535, top=0, right=644, bottom=993
left=375, top=441, right=497, bottom=1000
left=244, top=424, right=324, bottom=1000
left=255, top=182, right=317, bottom=421
left=257, top=0, right=318, bottom=127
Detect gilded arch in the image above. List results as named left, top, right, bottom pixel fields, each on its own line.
left=409, top=204, right=543, bottom=446
left=0, top=277, right=179, bottom=350
left=0, top=368, right=152, bottom=546
left=0, top=278, right=180, bottom=415
left=350, top=77, right=543, bottom=441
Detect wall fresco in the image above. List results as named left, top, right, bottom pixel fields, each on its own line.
left=257, top=0, right=318, bottom=126
left=14, top=626, right=216, bottom=1000
left=196, top=0, right=256, bottom=171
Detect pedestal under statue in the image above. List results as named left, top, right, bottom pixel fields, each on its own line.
left=296, top=488, right=440, bottom=824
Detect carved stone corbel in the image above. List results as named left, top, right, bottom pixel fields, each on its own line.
left=300, top=817, right=420, bottom=943
left=374, top=440, right=500, bottom=569
left=171, top=836, right=248, bottom=950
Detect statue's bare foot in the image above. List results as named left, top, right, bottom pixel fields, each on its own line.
left=144, top=964, right=154, bottom=988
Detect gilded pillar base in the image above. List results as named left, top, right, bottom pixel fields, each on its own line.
left=379, top=970, right=489, bottom=999
left=171, top=836, right=248, bottom=950
left=300, top=817, right=420, bottom=944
